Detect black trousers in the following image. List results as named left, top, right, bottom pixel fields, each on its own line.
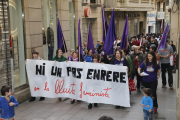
left=48, top=46, right=54, bottom=60
left=161, top=63, right=173, bottom=87
left=132, top=69, right=142, bottom=89
left=143, top=80, right=158, bottom=108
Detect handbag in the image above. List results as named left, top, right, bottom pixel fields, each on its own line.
left=129, top=75, right=137, bottom=92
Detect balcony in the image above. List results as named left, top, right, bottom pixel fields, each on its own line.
left=104, top=0, right=155, bottom=11
left=82, top=0, right=102, bottom=7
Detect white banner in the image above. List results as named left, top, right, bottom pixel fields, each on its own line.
left=26, top=60, right=130, bottom=107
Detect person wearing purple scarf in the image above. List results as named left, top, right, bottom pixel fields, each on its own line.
left=70, top=51, right=80, bottom=104
left=68, top=49, right=75, bottom=61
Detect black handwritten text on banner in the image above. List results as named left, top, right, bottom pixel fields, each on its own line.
left=26, top=60, right=130, bottom=107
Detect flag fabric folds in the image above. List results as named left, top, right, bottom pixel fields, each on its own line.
left=120, top=16, right=128, bottom=49
left=78, top=19, right=85, bottom=61
left=157, top=23, right=168, bottom=51
left=57, top=18, right=67, bottom=53
left=103, top=9, right=116, bottom=55
left=102, top=6, right=108, bottom=42
left=87, top=23, right=95, bottom=53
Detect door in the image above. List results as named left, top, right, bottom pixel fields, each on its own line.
left=139, top=22, right=143, bottom=35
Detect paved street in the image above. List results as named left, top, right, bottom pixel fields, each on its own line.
left=13, top=74, right=176, bottom=120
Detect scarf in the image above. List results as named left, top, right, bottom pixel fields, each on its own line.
left=73, top=57, right=78, bottom=61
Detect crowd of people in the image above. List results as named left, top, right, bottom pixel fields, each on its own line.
left=0, top=33, right=176, bottom=120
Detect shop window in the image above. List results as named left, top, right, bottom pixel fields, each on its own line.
left=9, top=0, right=26, bottom=88
left=41, top=0, right=57, bottom=60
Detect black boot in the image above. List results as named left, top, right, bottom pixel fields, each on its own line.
left=71, top=99, right=75, bottom=104
left=88, top=103, right=92, bottom=109
left=94, top=103, right=98, bottom=107
left=39, top=97, right=45, bottom=101
left=29, top=97, right=36, bottom=102
left=115, top=106, right=121, bottom=109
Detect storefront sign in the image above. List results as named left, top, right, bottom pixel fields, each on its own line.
left=147, top=11, right=156, bottom=26
left=157, top=12, right=165, bottom=19
left=26, top=60, right=130, bottom=107
left=84, top=7, right=90, bottom=17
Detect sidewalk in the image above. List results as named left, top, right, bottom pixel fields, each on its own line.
left=13, top=74, right=176, bottom=120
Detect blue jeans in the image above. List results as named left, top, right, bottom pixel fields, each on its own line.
left=143, top=109, right=153, bottom=120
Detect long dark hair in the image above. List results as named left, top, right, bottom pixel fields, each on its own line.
left=56, top=48, right=62, bottom=55
left=115, top=49, right=122, bottom=60
left=145, top=51, right=157, bottom=66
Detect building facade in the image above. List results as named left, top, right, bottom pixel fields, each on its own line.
left=104, top=0, right=155, bottom=38
left=0, top=0, right=103, bottom=103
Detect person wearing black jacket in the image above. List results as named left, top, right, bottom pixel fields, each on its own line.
left=147, top=36, right=158, bottom=51
left=130, top=46, right=144, bottom=92
left=109, top=49, right=130, bottom=109
left=169, top=41, right=176, bottom=53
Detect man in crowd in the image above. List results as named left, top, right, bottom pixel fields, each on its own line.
left=147, top=36, right=158, bottom=50
left=158, top=40, right=174, bottom=89
left=113, top=37, right=121, bottom=49
left=96, top=41, right=100, bottom=49
left=169, top=40, right=176, bottom=53
left=131, top=36, right=140, bottom=46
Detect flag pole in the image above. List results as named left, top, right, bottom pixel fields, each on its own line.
left=87, top=21, right=90, bottom=50
left=62, top=37, right=67, bottom=58
left=79, top=46, right=80, bottom=62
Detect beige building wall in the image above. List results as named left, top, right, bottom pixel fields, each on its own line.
left=57, top=0, right=71, bottom=56
left=170, top=1, right=180, bottom=120
left=105, top=11, right=146, bottom=38
left=24, top=0, right=44, bottom=59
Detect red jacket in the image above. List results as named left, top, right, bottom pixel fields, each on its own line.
left=132, top=41, right=140, bottom=46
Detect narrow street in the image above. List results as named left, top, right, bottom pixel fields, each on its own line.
left=13, top=74, right=176, bottom=120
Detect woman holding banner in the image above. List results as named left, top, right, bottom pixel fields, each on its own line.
left=53, top=48, right=68, bottom=102
left=84, top=48, right=93, bottom=62
left=138, top=51, right=161, bottom=113
left=110, top=49, right=130, bottom=109
left=70, top=51, right=82, bottom=104
left=28, top=51, right=45, bottom=102
left=88, top=53, right=100, bottom=109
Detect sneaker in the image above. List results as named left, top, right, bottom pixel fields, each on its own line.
left=153, top=107, right=157, bottom=114
left=71, top=99, right=75, bottom=104
left=115, top=106, right=121, bottom=109
left=88, top=103, right=92, bottom=109
left=39, top=97, right=45, bottom=101
left=169, top=86, right=173, bottom=90
left=29, top=97, right=36, bottom=102
left=94, top=103, right=98, bottom=107
left=162, top=85, right=166, bottom=88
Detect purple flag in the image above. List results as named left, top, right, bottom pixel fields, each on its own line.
left=102, top=6, right=108, bottom=42
left=57, top=18, right=67, bottom=53
left=102, top=7, right=105, bottom=42
left=161, top=19, right=163, bottom=29
left=78, top=19, right=84, bottom=61
left=120, top=16, right=128, bottom=49
left=157, top=23, right=168, bottom=51
left=103, top=9, right=116, bottom=55
left=87, top=23, right=95, bottom=53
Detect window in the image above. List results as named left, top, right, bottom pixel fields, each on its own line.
left=9, top=0, right=26, bottom=88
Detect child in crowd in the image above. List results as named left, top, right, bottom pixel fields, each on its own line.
left=141, top=88, right=153, bottom=120
left=0, top=85, right=19, bottom=120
